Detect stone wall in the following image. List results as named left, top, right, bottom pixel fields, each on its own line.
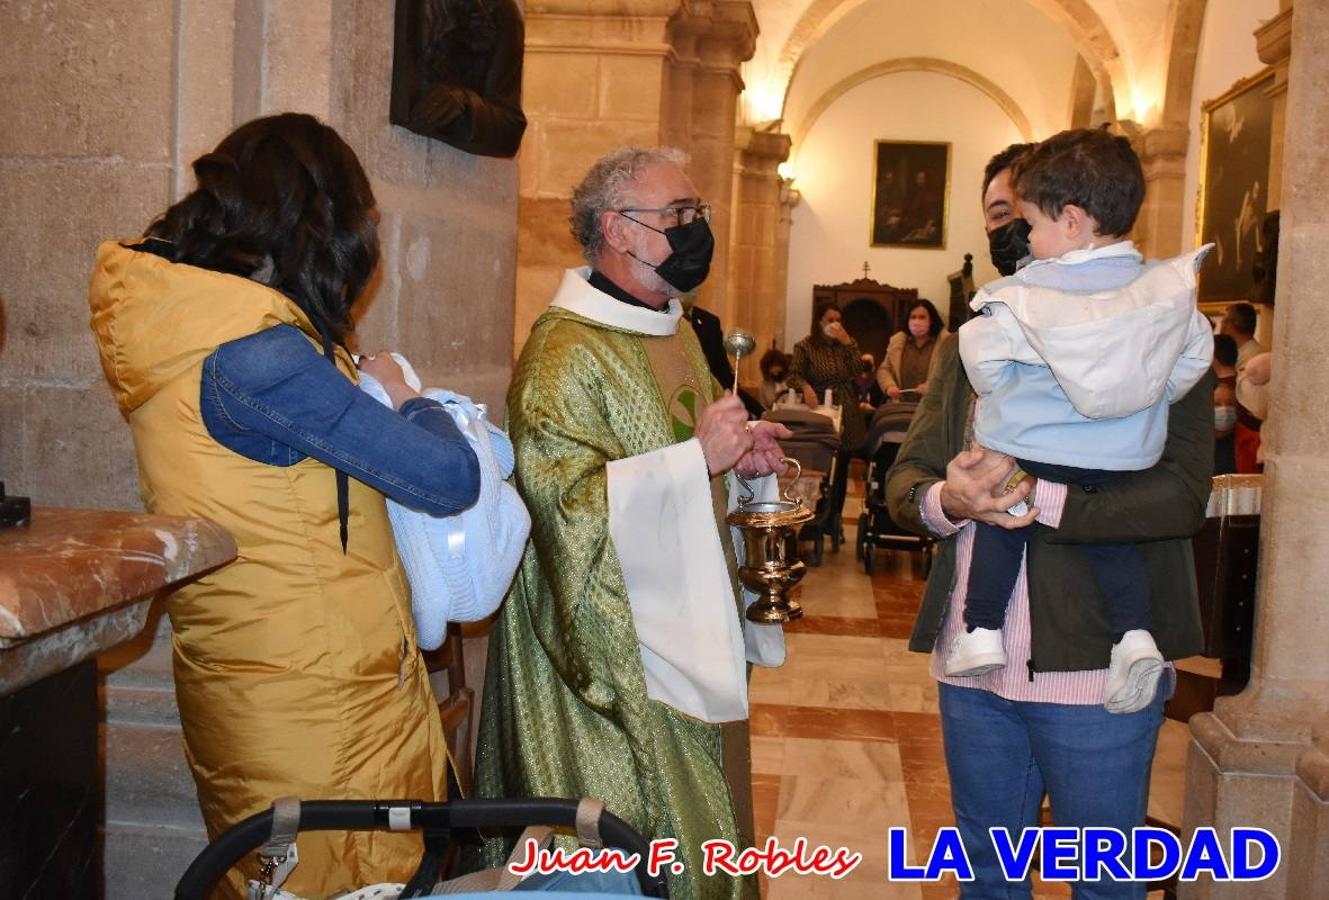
left=0, top=1, right=176, bottom=511
left=512, top=0, right=755, bottom=359
left=0, top=2, right=517, bottom=895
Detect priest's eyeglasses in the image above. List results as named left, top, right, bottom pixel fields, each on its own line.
left=617, top=204, right=712, bottom=228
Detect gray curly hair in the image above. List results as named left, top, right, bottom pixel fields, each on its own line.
left=569, top=146, right=688, bottom=264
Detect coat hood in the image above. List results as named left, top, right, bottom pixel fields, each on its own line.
left=89, top=240, right=323, bottom=416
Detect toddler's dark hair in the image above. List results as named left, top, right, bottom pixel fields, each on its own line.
left=1013, top=128, right=1144, bottom=236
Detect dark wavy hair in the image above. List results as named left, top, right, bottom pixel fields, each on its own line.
left=906, top=298, right=945, bottom=339
left=1012, top=127, right=1144, bottom=236
left=144, top=113, right=379, bottom=343
left=982, top=142, right=1033, bottom=198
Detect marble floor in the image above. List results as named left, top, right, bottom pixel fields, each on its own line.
left=748, top=488, right=1189, bottom=899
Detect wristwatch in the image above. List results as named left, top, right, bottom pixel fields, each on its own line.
left=1005, top=468, right=1031, bottom=517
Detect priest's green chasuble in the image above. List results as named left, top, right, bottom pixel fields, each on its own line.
left=474, top=272, right=756, bottom=900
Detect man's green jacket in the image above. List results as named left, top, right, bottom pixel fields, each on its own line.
left=885, top=337, right=1214, bottom=673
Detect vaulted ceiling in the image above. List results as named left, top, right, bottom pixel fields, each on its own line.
left=744, top=0, right=1205, bottom=156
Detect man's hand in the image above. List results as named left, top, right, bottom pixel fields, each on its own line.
left=358, top=352, right=419, bottom=410
left=938, top=446, right=1038, bottom=528
left=802, top=384, right=820, bottom=408
left=696, top=393, right=753, bottom=476
left=886, top=385, right=902, bottom=401
left=734, top=420, right=792, bottom=477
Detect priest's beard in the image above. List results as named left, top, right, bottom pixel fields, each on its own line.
left=630, top=230, right=681, bottom=298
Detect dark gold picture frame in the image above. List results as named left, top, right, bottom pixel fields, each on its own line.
left=1195, top=68, right=1275, bottom=303
left=870, top=140, right=951, bottom=249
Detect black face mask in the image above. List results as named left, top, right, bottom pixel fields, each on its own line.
left=625, top=216, right=715, bottom=293
left=988, top=218, right=1032, bottom=276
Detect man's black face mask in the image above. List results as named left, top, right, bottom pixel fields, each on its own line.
left=626, top=217, right=715, bottom=293
left=988, top=218, right=1032, bottom=276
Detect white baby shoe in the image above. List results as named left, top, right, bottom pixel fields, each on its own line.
left=945, top=627, right=1007, bottom=677
left=1104, top=629, right=1165, bottom=714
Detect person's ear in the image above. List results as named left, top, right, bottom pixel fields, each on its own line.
left=1060, top=204, right=1093, bottom=241
left=601, top=209, right=631, bottom=254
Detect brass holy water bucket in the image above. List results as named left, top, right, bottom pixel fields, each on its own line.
left=728, top=458, right=814, bottom=624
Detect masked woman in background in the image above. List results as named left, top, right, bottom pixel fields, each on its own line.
left=877, top=298, right=949, bottom=402
left=89, top=113, right=480, bottom=898
left=786, top=302, right=867, bottom=453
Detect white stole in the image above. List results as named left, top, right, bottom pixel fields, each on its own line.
left=606, top=440, right=786, bottom=724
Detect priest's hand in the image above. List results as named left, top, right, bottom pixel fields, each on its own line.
left=696, top=393, right=753, bottom=476
left=735, top=421, right=792, bottom=477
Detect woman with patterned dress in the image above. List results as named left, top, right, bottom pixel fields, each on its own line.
left=786, top=302, right=867, bottom=453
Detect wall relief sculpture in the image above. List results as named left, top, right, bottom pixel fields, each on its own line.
left=390, top=0, right=527, bottom=158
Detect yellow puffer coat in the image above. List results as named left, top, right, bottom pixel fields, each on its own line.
left=89, top=240, right=447, bottom=899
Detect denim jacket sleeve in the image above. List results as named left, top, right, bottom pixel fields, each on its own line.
left=199, top=325, right=481, bottom=516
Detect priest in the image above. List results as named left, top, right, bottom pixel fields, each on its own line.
left=474, top=147, right=790, bottom=900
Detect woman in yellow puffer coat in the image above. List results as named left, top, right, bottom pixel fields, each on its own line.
left=88, top=114, right=480, bottom=898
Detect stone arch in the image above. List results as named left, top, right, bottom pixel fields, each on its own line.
left=1159, top=0, right=1208, bottom=127
left=778, top=0, right=1123, bottom=118
left=790, top=57, right=1035, bottom=157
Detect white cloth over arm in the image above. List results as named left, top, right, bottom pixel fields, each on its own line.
left=606, top=438, right=750, bottom=723
left=729, top=472, right=788, bottom=669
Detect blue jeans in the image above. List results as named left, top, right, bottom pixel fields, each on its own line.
left=938, top=677, right=1170, bottom=899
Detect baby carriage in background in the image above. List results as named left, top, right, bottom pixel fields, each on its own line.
left=175, top=796, right=666, bottom=899
left=762, top=406, right=843, bottom=565
left=857, top=401, right=935, bottom=576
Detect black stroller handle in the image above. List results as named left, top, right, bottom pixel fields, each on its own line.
left=174, top=797, right=670, bottom=899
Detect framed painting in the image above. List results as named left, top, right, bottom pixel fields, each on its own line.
left=1196, top=68, right=1275, bottom=303
left=870, top=140, right=950, bottom=249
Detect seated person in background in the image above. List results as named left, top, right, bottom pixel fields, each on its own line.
left=853, top=352, right=880, bottom=408
left=757, top=348, right=790, bottom=409
left=1213, top=333, right=1238, bottom=475
left=1235, top=351, right=1272, bottom=473
left=953, top=128, right=1214, bottom=715
left=1221, top=300, right=1265, bottom=369
left=878, top=298, right=949, bottom=402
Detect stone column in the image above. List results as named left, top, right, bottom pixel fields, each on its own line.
left=1132, top=125, right=1189, bottom=258
left=513, top=0, right=756, bottom=357
left=1253, top=5, right=1294, bottom=350
left=775, top=186, right=801, bottom=353
left=1181, top=3, right=1329, bottom=898
left=666, top=2, right=757, bottom=327
left=728, top=128, right=792, bottom=385
left=513, top=1, right=680, bottom=358
left=1256, top=6, right=1294, bottom=210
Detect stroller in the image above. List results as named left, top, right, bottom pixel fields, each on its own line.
left=857, top=402, right=935, bottom=575
left=762, top=406, right=842, bottom=565
left=175, top=796, right=667, bottom=899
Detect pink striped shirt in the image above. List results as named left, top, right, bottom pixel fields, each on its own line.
left=922, top=479, right=1110, bottom=704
